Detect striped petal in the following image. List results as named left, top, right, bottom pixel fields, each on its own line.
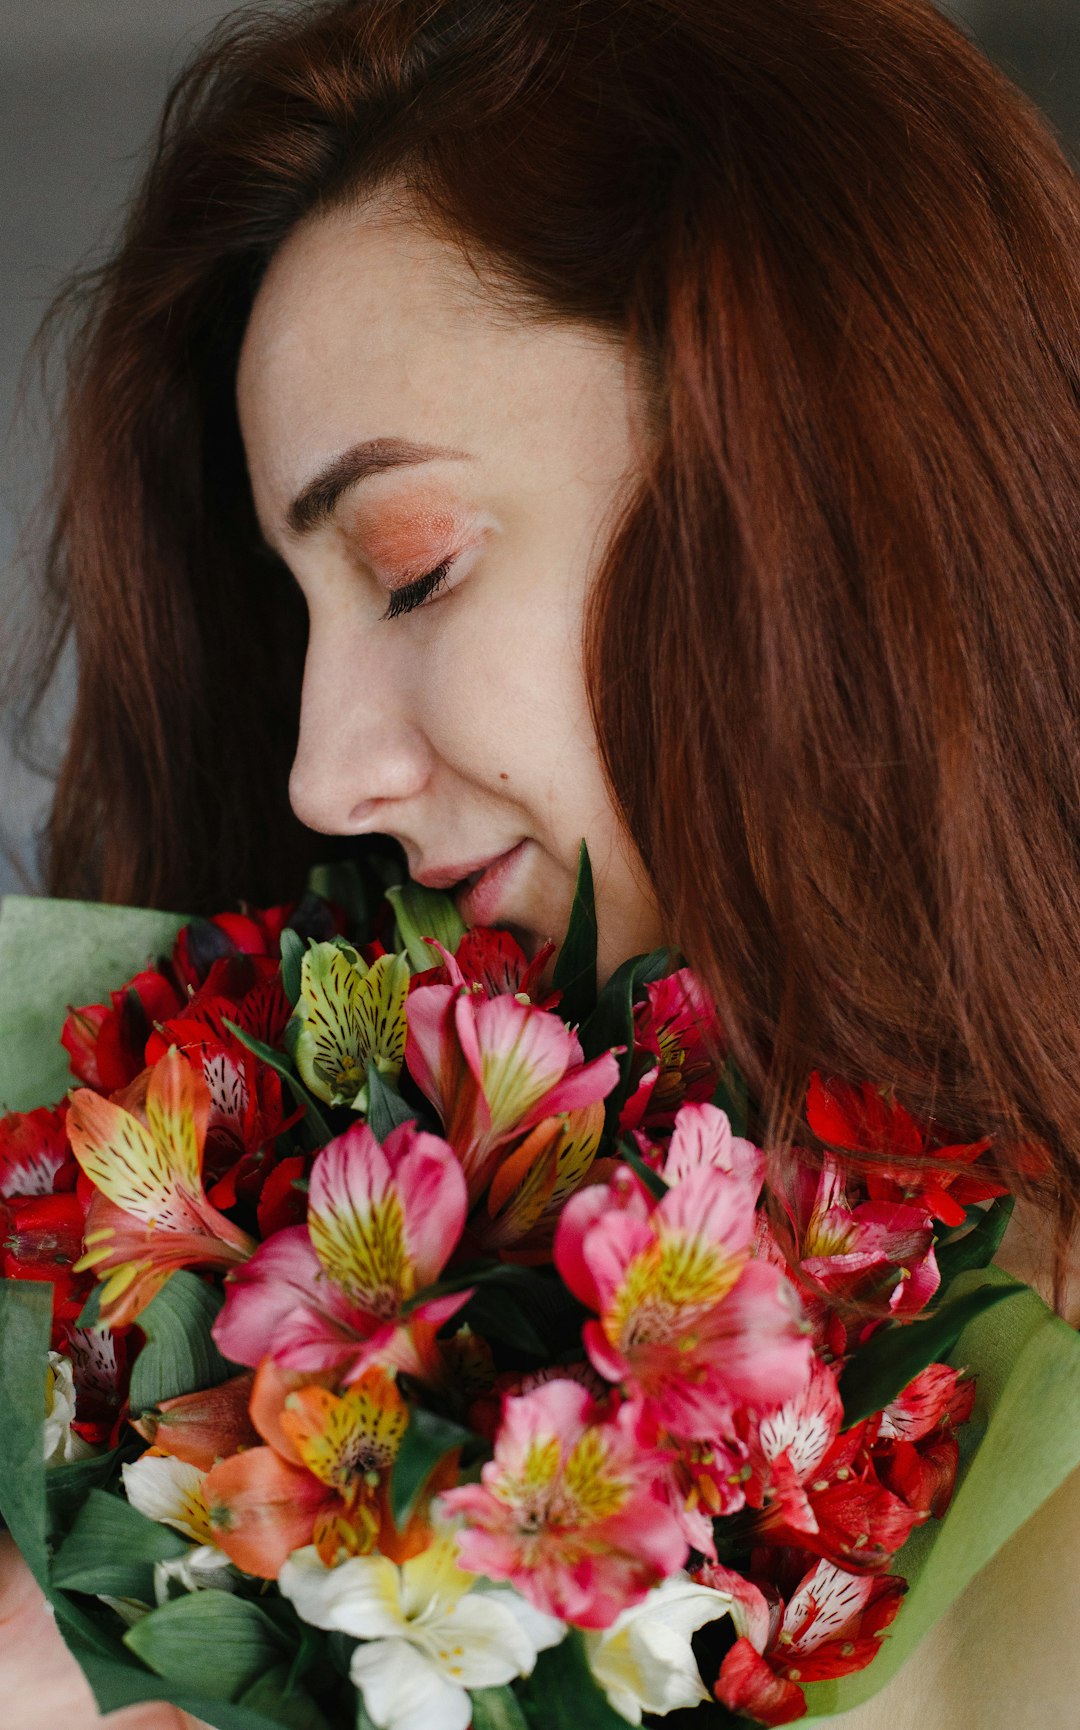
left=354, top=952, right=410, bottom=1082
left=294, top=944, right=410, bottom=1109
left=307, top=1121, right=466, bottom=1310
left=122, top=1451, right=217, bottom=1545
left=68, top=1069, right=206, bottom=1232
left=308, top=1125, right=412, bottom=1313
left=279, top=1371, right=408, bottom=1495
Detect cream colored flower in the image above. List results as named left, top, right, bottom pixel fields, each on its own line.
left=584, top=1574, right=734, bottom=1723
left=280, top=1537, right=565, bottom=1730
left=43, top=1352, right=94, bottom=1466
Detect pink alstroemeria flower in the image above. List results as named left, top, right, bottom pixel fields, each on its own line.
left=441, top=1377, right=688, bottom=1628
left=771, top=1152, right=940, bottom=1330
left=555, top=1144, right=811, bottom=1438
left=405, top=972, right=620, bottom=1203
left=212, top=1118, right=468, bottom=1387
left=67, top=1048, right=256, bottom=1327
left=617, top=969, right=725, bottom=1136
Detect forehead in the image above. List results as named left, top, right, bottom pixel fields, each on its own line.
left=236, top=199, right=650, bottom=541
left=238, top=204, right=534, bottom=522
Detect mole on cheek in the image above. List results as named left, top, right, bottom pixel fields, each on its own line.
left=500, top=772, right=509, bottom=781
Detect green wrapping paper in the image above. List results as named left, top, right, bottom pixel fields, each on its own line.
left=801, top=1264, right=1080, bottom=1720
left=1, top=892, right=1078, bottom=1727
left=0, top=895, right=188, bottom=1111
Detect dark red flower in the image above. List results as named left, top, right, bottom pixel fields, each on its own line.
left=0, top=1104, right=75, bottom=1198
left=62, top=969, right=185, bottom=1093
left=805, top=1072, right=1005, bottom=1227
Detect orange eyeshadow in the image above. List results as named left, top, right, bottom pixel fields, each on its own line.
left=347, top=498, right=466, bottom=574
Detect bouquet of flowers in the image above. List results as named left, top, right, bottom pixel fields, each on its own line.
left=1, top=847, right=1077, bottom=1730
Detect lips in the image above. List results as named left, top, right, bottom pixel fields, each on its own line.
left=409, top=840, right=531, bottom=926
left=452, top=840, right=530, bottom=926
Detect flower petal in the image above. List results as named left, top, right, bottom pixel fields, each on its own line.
left=350, top=1638, right=471, bottom=1730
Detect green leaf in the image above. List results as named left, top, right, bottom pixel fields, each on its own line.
left=470, top=1685, right=531, bottom=1730
left=712, top=1055, right=750, bottom=1140
left=580, top=946, right=672, bottom=1129
left=932, top=1195, right=1015, bottom=1295
left=237, top=1664, right=335, bottom=1730
left=461, top=1287, right=551, bottom=1357
left=51, top=1487, right=189, bottom=1601
left=386, top=880, right=466, bottom=972
left=280, top=929, right=305, bottom=1008
left=76, top=1283, right=104, bottom=1330
left=618, top=1137, right=668, bottom=1202
left=45, top=1445, right=124, bottom=1544
left=516, top=1630, right=629, bottom=1730
left=401, top=1257, right=558, bottom=1317
left=124, top=1592, right=287, bottom=1700
left=0, top=1278, right=52, bottom=1583
left=0, top=895, right=188, bottom=1112
left=365, top=1058, right=416, bottom=1141
left=838, top=1279, right=1025, bottom=1426
left=551, top=841, right=598, bottom=1030
left=223, top=1017, right=333, bottom=1146
left=51, top=1590, right=301, bottom=1730
left=127, top=1270, right=237, bottom=1414
left=390, top=1406, right=477, bottom=1529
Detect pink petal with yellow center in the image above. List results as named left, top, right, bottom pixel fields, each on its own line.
left=657, top=1166, right=759, bottom=1268
left=212, top=1225, right=366, bottom=1368
left=306, top=1120, right=466, bottom=1310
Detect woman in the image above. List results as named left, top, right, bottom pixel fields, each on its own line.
left=4, top=0, right=1079, bottom=1723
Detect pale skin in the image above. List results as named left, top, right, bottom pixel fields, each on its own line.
left=3, top=197, right=1077, bottom=1727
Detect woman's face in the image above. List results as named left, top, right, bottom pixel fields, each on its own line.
left=237, top=197, right=666, bottom=985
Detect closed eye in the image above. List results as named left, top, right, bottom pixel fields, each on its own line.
left=381, top=559, right=455, bottom=621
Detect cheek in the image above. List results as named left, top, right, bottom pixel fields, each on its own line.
left=423, top=564, right=605, bottom=827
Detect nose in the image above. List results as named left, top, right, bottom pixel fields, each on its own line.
left=287, top=609, right=433, bottom=836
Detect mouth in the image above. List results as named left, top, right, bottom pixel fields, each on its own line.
left=451, top=840, right=531, bottom=926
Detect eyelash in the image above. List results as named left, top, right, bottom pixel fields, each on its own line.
left=381, top=558, right=455, bottom=621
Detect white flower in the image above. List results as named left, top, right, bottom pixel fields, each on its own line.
left=154, top=1543, right=238, bottom=1605
left=122, top=1454, right=233, bottom=1603
left=279, top=1538, right=566, bottom=1730
left=584, top=1574, right=735, bottom=1724
left=43, top=1352, right=94, bottom=1466
left=122, top=1452, right=217, bottom=1543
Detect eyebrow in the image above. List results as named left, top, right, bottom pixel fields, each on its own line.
left=284, top=436, right=473, bottom=536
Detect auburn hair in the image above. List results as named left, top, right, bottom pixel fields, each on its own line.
left=16, top=0, right=1080, bottom=1267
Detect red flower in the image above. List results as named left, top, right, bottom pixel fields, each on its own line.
left=767, top=1153, right=939, bottom=1343
left=62, top=969, right=185, bottom=1093
left=409, top=926, right=560, bottom=1008
left=871, top=1363, right=976, bottom=1519
left=1, top=1191, right=87, bottom=1316
left=741, top=1357, right=925, bottom=1571
left=171, top=905, right=298, bottom=993
left=617, top=970, right=725, bottom=1136
left=0, top=1105, right=75, bottom=1199
left=698, top=1556, right=905, bottom=1726
left=805, top=1072, right=1005, bottom=1227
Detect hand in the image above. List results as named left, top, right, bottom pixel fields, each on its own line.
left=0, top=1536, right=200, bottom=1729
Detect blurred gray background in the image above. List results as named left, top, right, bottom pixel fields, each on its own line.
left=2, top=1, right=1079, bottom=897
